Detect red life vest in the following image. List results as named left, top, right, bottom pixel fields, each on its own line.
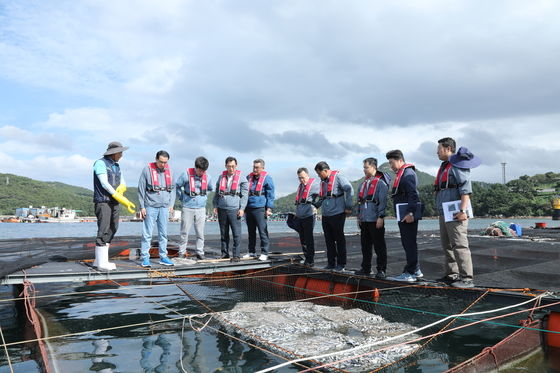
left=358, top=172, right=384, bottom=202
left=319, top=170, right=340, bottom=198
left=248, top=171, right=268, bottom=196
left=219, top=170, right=242, bottom=196
left=391, top=163, right=415, bottom=195
left=187, top=168, right=208, bottom=196
left=434, top=162, right=454, bottom=191
left=295, top=178, right=315, bottom=205
left=148, top=162, right=172, bottom=192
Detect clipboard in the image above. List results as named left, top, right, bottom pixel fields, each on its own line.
left=442, top=200, right=473, bottom=222
left=395, top=202, right=424, bottom=221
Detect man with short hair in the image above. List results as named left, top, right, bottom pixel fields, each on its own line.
left=213, top=156, right=248, bottom=262
left=314, top=161, right=354, bottom=271
left=244, top=159, right=275, bottom=261
left=176, top=156, right=213, bottom=260
left=138, top=150, right=176, bottom=267
left=435, top=137, right=481, bottom=288
left=386, top=149, right=423, bottom=282
left=93, top=141, right=135, bottom=270
left=294, top=167, right=320, bottom=266
left=356, top=157, right=389, bottom=279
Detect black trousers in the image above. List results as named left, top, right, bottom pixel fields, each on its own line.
left=398, top=220, right=419, bottom=274
left=359, top=222, right=387, bottom=272
left=95, top=202, right=120, bottom=246
left=245, top=207, right=270, bottom=255
left=297, top=215, right=315, bottom=264
left=218, top=208, right=242, bottom=258
left=321, top=213, right=346, bottom=267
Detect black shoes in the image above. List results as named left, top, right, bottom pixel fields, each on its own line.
left=436, top=274, right=460, bottom=285
left=196, top=254, right=205, bottom=260
left=323, top=265, right=335, bottom=270
left=230, top=257, right=240, bottom=262
left=354, top=269, right=371, bottom=276
left=375, top=270, right=386, bottom=279
left=451, top=279, right=475, bottom=288
left=221, top=254, right=230, bottom=259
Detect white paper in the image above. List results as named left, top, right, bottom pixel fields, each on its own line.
left=442, top=200, right=473, bottom=222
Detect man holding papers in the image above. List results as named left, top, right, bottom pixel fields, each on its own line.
left=434, top=137, right=481, bottom=288
left=386, top=150, right=423, bottom=282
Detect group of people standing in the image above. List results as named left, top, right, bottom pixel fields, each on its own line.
left=92, top=136, right=480, bottom=288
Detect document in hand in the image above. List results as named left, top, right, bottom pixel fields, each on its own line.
left=395, top=202, right=424, bottom=221
left=442, top=200, right=474, bottom=222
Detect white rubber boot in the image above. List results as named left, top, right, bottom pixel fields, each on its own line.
left=93, top=245, right=116, bottom=271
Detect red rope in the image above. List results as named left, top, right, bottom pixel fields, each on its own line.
left=20, top=277, right=53, bottom=373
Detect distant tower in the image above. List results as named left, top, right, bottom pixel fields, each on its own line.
left=501, top=162, right=507, bottom=184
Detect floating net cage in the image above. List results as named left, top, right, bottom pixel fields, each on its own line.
left=1, top=263, right=556, bottom=372
left=160, top=265, right=550, bottom=372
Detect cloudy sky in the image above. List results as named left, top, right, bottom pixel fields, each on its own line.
left=1, top=0, right=559, bottom=196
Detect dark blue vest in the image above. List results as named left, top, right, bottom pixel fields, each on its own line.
left=93, top=157, right=121, bottom=203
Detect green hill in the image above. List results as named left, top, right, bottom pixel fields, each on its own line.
left=0, top=173, right=139, bottom=216
left=274, top=162, right=436, bottom=213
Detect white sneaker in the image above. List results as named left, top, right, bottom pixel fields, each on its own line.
left=258, top=254, right=268, bottom=261
left=242, top=253, right=256, bottom=259
left=391, top=272, right=416, bottom=282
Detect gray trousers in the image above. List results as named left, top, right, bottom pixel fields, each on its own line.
left=95, top=202, right=119, bottom=246
left=439, top=215, right=473, bottom=280
left=179, top=207, right=206, bottom=255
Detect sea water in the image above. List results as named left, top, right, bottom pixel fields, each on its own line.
left=2, top=218, right=559, bottom=240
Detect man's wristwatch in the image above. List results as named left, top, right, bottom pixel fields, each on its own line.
left=408, top=212, right=414, bottom=217
left=459, top=209, right=467, bottom=213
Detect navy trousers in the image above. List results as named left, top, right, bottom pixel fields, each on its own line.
left=297, top=215, right=316, bottom=264
left=218, top=208, right=241, bottom=258
left=359, top=222, right=387, bottom=273
left=245, top=207, right=270, bottom=255
left=398, top=220, right=419, bottom=274
left=322, top=213, right=346, bottom=267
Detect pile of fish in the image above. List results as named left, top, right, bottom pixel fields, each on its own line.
left=219, top=301, right=421, bottom=372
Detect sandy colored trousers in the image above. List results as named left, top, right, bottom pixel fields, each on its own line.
left=438, top=215, right=473, bottom=280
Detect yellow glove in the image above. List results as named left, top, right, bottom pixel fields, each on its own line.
left=115, top=183, right=127, bottom=195
left=112, top=192, right=136, bottom=214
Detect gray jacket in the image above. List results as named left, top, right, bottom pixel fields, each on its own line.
left=295, top=179, right=320, bottom=218
left=138, top=165, right=176, bottom=209
left=357, top=178, right=388, bottom=222
left=315, top=172, right=354, bottom=217
left=212, top=173, right=249, bottom=211
left=435, top=163, right=472, bottom=215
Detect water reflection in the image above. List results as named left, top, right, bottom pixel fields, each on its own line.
left=140, top=334, right=173, bottom=373
left=90, top=339, right=115, bottom=372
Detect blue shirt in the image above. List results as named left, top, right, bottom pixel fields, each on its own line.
left=175, top=171, right=214, bottom=209
left=246, top=173, right=275, bottom=209
left=295, top=179, right=320, bottom=218
left=391, top=167, right=420, bottom=215
left=212, top=173, right=249, bottom=211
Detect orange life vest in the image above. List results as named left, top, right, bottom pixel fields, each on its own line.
left=295, top=178, right=316, bottom=205
left=148, top=162, right=172, bottom=192
left=391, top=164, right=415, bottom=196
left=187, top=168, right=208, bottom=196
left=219, top=170, right=242, bottom=196
left=358, top=172, right=384, bottom=203
left=248, top=171, right=268, bottom=196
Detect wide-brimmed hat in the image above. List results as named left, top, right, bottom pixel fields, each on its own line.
left=104, top=141, right=129, bottom=156
left=449, top=146, right=481, bottom=169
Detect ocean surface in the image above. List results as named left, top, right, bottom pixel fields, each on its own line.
left=2, top=217, right=559, bottom=240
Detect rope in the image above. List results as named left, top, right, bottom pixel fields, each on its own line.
left=256, top=292, right=551, bottom=373
left=0, top=323, right=14, bottom=373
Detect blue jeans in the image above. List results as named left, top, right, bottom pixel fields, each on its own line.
left=245, top=207, right=270, bottom=255
left=141, top=206, right=169, bottom=260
